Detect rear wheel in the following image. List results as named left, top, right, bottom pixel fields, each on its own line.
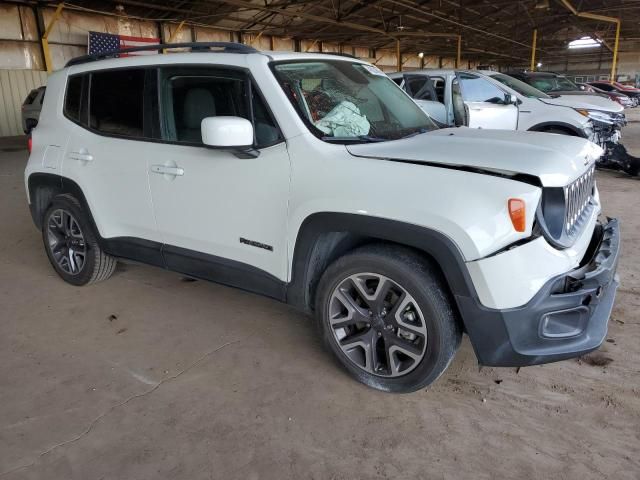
left=316, top=244, right=461, bottom=393
left=42, top=194, right=116, bottom=286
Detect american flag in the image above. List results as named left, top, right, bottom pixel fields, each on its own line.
left=88, top=31, right=160, bottom=56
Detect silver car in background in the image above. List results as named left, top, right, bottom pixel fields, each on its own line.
left=21, top=86, right=46, bottom=134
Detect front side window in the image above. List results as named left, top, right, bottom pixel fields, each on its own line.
left=490, top=73, right=550, bottom=99
left=272, top=60, right=437, bottom=142
left=89, top=69, right=145, bottom=137
left=458, top=73, right=507, bottom=103
left=159, top=68, right=281, bottom=147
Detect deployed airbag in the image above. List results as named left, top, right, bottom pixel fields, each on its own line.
left=314, top=101, right=370, bottom=137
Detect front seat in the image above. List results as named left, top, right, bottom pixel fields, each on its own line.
left=180, top=88, right=216, bottom=142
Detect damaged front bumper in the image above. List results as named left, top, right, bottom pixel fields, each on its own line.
left=459, top=218, right=620, bottom=367
left=587, top=114, right=626, bottom=154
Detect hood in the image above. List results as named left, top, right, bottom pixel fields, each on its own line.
left=549, top=90, right=611, bottom=99
left=346, top=127, right=602, bottom=188
left=539, top=94, right=624, bottom=113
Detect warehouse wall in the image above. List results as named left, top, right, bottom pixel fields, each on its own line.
left=0, top=69, right=47, bottom=136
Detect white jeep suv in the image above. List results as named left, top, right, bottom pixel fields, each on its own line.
left=25, top=43, right=620, bottom=392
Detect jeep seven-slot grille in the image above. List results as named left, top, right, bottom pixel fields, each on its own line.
left=564, top=165, right=595, bottom=234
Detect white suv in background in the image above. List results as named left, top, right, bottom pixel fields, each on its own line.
left=25, top=43, right=620, bottom=393
left=390, top=70, right=625, bottom=156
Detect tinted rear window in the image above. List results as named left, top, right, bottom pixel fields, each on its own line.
left=89, top=69, right=145, bottom=138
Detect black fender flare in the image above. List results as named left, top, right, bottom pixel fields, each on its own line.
left=286, top=212, right=478, bottom=314
left=27, top=173, right=90, bottom=230
left=527, top=121, right=587, bottom=137
left=286, top=212, right=543, bottom=367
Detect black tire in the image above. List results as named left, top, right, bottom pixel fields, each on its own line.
left=42, top=194, right=116, bottom=286
left=316, top=244, right=462, bottom=393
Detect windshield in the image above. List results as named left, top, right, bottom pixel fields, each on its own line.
left=490, top=73, right=550, bottom=99
left=272, top=60, right=437, bottom=142
left=528, top=75, right=580, bottom=93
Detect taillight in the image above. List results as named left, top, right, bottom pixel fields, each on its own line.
left=508, top=198, right=526, bottom=233
left=27, top=136, right=32, bottom=153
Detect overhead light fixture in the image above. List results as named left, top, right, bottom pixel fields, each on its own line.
left=535, top=0, right=550, bottom=9
left=568, top=36, right=602, bottom=49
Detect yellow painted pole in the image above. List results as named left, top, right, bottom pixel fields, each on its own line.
left=163, top=20, right=186, bottom=53
left=42, top=3, right=65, bottom=73
left=456, top=35, right=462, bottom=68
left=251, top=31, right=264, bottom=47
left=610, top=20, right=620, bottom=83
left=396, top=39, right=402, bottom=72
left=558, top=0, right=621, bottom=84
left=530, top=28, right=537, bottom=71
left=305, top=39, right=319, bottom=52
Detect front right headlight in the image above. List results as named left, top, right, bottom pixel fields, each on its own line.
left=575, top=109, right=615, bottom=125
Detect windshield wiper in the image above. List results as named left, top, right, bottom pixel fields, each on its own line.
left=321, top=135, right=388, bottom=143
left=399, top=128, right=429, bottom=139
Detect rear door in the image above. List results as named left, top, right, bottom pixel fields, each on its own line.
left=61, top=68, right=161, bottom=262
left=457, top=72, right=518, bottom=130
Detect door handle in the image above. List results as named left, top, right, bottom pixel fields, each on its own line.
left=151, top=165, right=184, bottom=176
left=69, top=151, right=93, bottom=162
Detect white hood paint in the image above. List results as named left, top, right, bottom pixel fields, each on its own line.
left=539, top=94, right=624, bottom=113
left=346, top=127, right=602, bottom=187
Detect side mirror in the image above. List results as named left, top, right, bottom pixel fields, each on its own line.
left=504, top=93, right=518, bottom=105
left=201, top=116, right=258, bottom=158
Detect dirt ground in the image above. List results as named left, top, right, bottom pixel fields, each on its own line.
left=1, top=126, right=639, bottom=480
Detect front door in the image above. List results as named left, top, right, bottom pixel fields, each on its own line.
left=457, top=72, right=518, bottom=130
left=146, top=66, right=290, bottom=294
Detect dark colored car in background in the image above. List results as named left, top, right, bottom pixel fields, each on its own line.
left=588, top=81, right=640, bottom=107
left=506, top=71, right=605, bottom=97
left=21, top=86, right=45, bottom=134
left=579, top=83, right=634, bottom=108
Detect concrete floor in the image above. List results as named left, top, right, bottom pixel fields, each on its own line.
left=1, top=129, right=639, bottom=480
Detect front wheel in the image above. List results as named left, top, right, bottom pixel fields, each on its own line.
left=315, top=244, right=462, bottom=393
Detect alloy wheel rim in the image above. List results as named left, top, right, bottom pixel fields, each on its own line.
left=328, top=273, right=427, bottom=378
left=46, top=209, right=87, bottom=275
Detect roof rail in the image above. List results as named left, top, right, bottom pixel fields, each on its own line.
left=320, top=52, right=358, bottom=59
left=65, top=42, right=258, bottom=67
